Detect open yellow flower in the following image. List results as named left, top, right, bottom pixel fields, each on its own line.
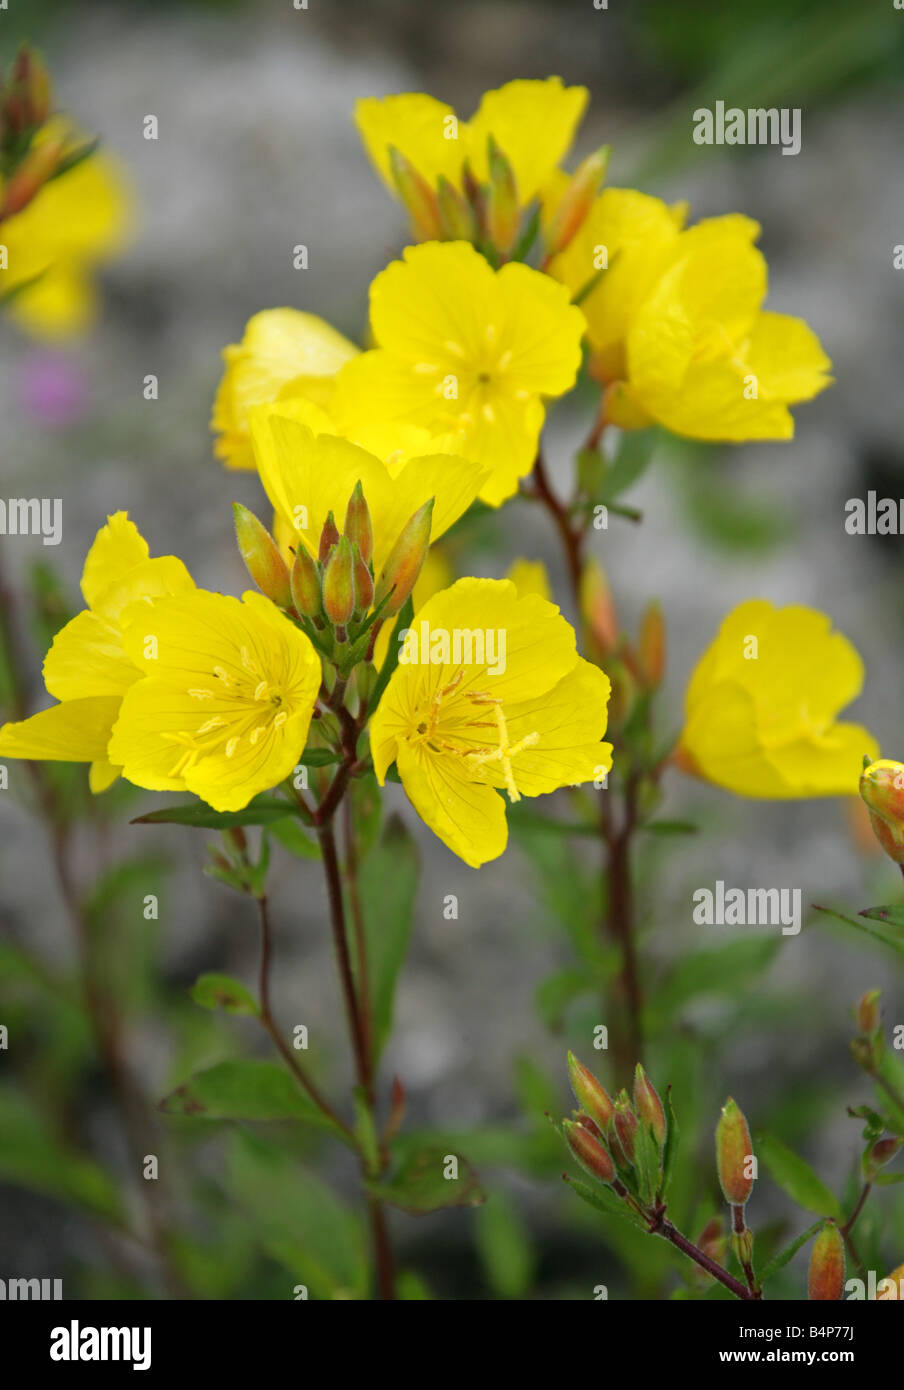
left=108, top=590, right=321, bottom=812
left=332, top=241, right=585, bottom=505
left=356, top=78, right=588, bottom=216
left=546, top=193, right=831, bottom=440
left=370, top=578, right=612, bottom=866
left=212, top=309, right=359, bottom=471
left=676, top=600, right=877, bottom=798
left=0, top=120, right=132, bottom=338
left=250, top=398, right=489, bottom=572
left=0, top=512, right=194, bottom=791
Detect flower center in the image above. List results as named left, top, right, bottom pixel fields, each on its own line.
left=162, top=644, right=289, bottom=778
left=410, top=668, right=539, bottom=802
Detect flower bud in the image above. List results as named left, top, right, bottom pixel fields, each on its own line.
left=579, top=557, right=617, bottom=661
left=544, top=144, right=610, bottom=257
left=233, top=503, right=292, bottom=609
left=730, top=1227, right=755, bottom=1270
left=9, top=47, right=52, bottom=129
left=388, top=145, right=442, bottom=242
left=485, top=135, right=519, bottom=256
left=290, top=545, right=323, bottom=623
left=573, top=1111, right=604, bottom=1141
left=859, top=760, right=904, bottom=866
left=322, top=534, right=356, bottom=629
left=808, top=1221, right=845, bottom=1301
left=716, top=1097, right=754, bottom=1207
left=857, top=989, right=881, bottom=1037
left=343, top=480, right=373, bottom=565
left=563, top=1117, right=616, bottom=1185
left=567, top=1051, right=615, bottom=1133
left=352, top=543, right=374, bottom=616
left=613, top=1095, right=638, bottom=1163
left=374, top=498, right=433, bottom=618
left=638, top=601, right=666, bottom=689
left=436, top=175, right=477, bottom=242
left=633, top=1063, right=667, bottom=1147
left=0, top=135, right=64, bottom=218
left=318, top=511, right=340, bottom=564
left=863, top=1136, right=903, bottom=1180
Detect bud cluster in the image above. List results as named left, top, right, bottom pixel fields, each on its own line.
left=562, top=1054, right=670, bottom=1212
left=233, top=482, right=433, bottom=679
left=388, top=137, right=609, bottom=266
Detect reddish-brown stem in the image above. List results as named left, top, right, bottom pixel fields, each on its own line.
left=654, top=1216, right=757, bottom=1301
left=343, top=795, right=374, bottom=1095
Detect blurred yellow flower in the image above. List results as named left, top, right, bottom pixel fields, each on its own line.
left=0, top=512, right=194, bottom=791
left=109, top=590, right=321, bottom=812
left=332, top=241, right=585, bottom=505
left=676, top=600, right=877, bottom=798
left=506, top=558, right=552, bottom=601
left=212, top=309, right=359, bottom=471
left=250, top=399, right=488, bottom=573
left=356, top=78, right=587, bottom=216
left=545, top=192, right=831, bottom=441
left=0, top=121, right=132, bottom=338
left=370, top=578, right=612, bottom=866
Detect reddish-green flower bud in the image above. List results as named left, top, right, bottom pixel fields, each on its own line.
left=633, top=1063, right=667, bottom=1147
left=637, top=601, right=666, bottom=690
left=486, top=135, right=519, bottom=256
left=716, top=1097, right=754, bottom=1207
left=343, top=480, right=373, bottom=565
left=290, top=545, right=323, bottom=623
left=864, top=1136, right=903, bottom=1180
left=613, top=1097, right=638, bottom=1163
left=374, top=498, right=433, bottom=618
left=574, top=1111, right=604, bottom=1141
left=233, top=503, right=292, bottom=609
left=859, top=760, right=904, bottom=866
left=7, top=47, right=52, bottom=131
left=563, top=1118, right=616, bottom=1185
left=857, top=989, right=881, bottom=1036
left=318, top=511, right=340, bottom=564
left=322, top=535, right=356, bottom=629
left=544, top=144, right=610, bottom=257
left=352, top=543, right=374, bottom=616
left=436, top=175, right=478, bottom=242
left=567, top=1052, right=615, bottom=1133
left=808, top=1221, right=845, bottom=1301
left=388, top=145, right=443, bottom=242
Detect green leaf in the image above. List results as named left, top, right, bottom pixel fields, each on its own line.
left=661, top=1086, right=680, bottom=1199
left=0, top=1087, right=122, bottom=1222
left=158, top=1059, right=340, bottom=1135
left=633, top=1120, right=661, bottom=1208
left=474, top=1192, right=536, bottom=1298
left=599, top=429, right=658, bottom=502
left=269, top=815, right=321, bottom=860
left=512, top=202, right=541, bottom=262
left=756, top=1132, right=842, bottom=1219
left=813, top=904, right=904, bottom=959
left=859, top=904, right=904, bottom=929
left=349, top=769, right=382, bottom=861
left=132, top=797, right=292, bottom=828
left=357, top=816, right=419, bottom=1060
left=368, top=1141, right=484, bottom=1214
left=227, top=1130, right=367, bottom=1298
left=759, top=1219, right=825, bottom=1284
left=564, top=1174, right=647, bottom=1230
left=648, top=936, right=782, bottom=1030
left=297, top=748, right=341, bottom=767
left=369, top=594, right=414, bottom=713
left=189, top=973, right=258, bottom=1017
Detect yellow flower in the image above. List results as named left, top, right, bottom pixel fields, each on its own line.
left=546, top=192, right=831, bottom=440
left=370, top=578, right=612, bottom=866
left=332, top=241, right=585, bottom=505
left=108, top=590, right=321, bottom=812
left=506, top=558, right=552, bottom=601
left=356, top=77, right=588, bottom=215
left=250, top=398, right=489, bottom=572
left=676, top=600, right=877, bottom=798
left=0, top=512, right=194, bottom=791
left=0, top=120, right=132, bottom=338
left=211, top=309, right=359, bottom=471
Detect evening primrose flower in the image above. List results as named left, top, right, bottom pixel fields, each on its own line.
left=211, top=309, right=359, bottom=471
left=369, top=578, right=612, bottom=866
left=546, top=194, right=831, bottom=440
left=676, top=600, right=877, bottom=799
left=0, top=120, right=131, bottom=338
left=355, top=78, right=588, bottom=234
left=0, top=512, right=194, bottom=791
left=108, top=590, right=321, bottom=812
left=250, top=398, right=489, bottom=571
left=331, top=241, right=585, bottom=505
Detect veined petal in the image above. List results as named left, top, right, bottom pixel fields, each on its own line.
left=43, top=610, right=141, bottom=701
left=396, top=739, right=508, bottom=868
left=503, top=661, right=612, bottom=797
left=0, top=696, right=122, bottom=762
left=80, top=511, right=149, bottom=610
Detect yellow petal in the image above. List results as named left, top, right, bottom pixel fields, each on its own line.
left=43, top=610, right=141, bottom=701
left=89, top=759, right=121, bottom=793
left=743, top=311, right=832, bottom=404
left=80, top=512, right=149, bottom=610
left=396, top=738, right=508, bottom=868
left=0, top=697, right=122, bottom=762
left=466, top=78, right=588, bottom=203
left=355, top=92, right=462, bottom=190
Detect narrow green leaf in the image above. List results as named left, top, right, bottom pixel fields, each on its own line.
left=189, top=973, right=258, bottom=1017
left=357, top=816, right=419, bottom=1060
left=269, top=815, right=321, bottom=860
left=813, top=904, right=904, bottom=959
left=759, top=1219, right=825, bottom=1284
left=757, top=1132, right=842, bottom=1219
left=859, top=904, right=904, bottom=929
left=474, top=1192, right=536, bottom=1298
left=564, top=1174, right=647, bottom=1230
left=158, top=1059, right=340, bottom=1135
left=132, top=797, right=292, bottom=828
left=661, top=1086, right=680, bottom=1198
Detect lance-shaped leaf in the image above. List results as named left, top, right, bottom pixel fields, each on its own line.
left=368, top=1140, right=484, bottom=1214
left=757, top=1132, right=841, bottom=1219
left=158, top=1059, right=345, bottom=1141
left=355, top=815, right=419, bottom=1060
